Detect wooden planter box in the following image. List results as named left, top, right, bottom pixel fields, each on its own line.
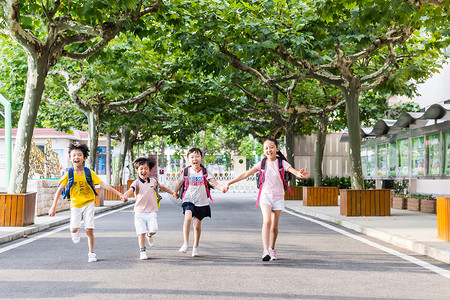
left=95, top=188, right=104, bottom=207
left=340, top=189, right=391, bottom=217
left=127, top=179, right=134, bottom=191
left=407, top=197, right=420, bottom=211
left=284, top=186, right=303, bottom=200
left=0, top=192, right=37, bottom=226
left=436, top=197, right=450, bottom=242
left=303, top=187, right=338, bottom=206
left=103, top=185, right=124, bottom=201
left=420, top=198, right=436, bottom=214
left=392, top=196, right=407, bottom=210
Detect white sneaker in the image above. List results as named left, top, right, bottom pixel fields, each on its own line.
left=192, top=247, right=199, bottom=257
left=88, top=252, right=97, bottom=263
left=147, top=234, right=155, bottom=247
left=179, top=243, right=188, bottom=253
left=140, top=251, right=148, bottom=260
left=71, top=232, right=80, bottom=244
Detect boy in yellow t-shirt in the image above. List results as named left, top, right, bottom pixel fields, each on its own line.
left=49, top=142, right=125, bottom=263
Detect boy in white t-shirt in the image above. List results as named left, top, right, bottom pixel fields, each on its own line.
left=173, top=148, right=226, bottom=257
left=123, top=156, right=175, bottom=260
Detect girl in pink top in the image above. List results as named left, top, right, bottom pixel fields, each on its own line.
left=224, top=138, right=309, bottom=261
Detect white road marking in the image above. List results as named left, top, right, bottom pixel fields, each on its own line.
left=285, top=209, right=450, bottom=280
left=0, top=205, right=131, bottom=254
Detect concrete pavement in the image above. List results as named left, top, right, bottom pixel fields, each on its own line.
left=0, top=200, right=134, bottom=245
left=1, top=194, right=450, bottom=264
left=284, top=200, right=450, bottom=264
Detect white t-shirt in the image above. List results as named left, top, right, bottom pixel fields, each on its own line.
left=182, top=167, right=213, bottom=207
left=256, top=158, right=291, bottom=200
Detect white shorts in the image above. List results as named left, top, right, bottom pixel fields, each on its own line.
left=134, top=212, right=158, bottom=235
left=260, top=198, right=285, bottom=211
left=70, top=202, right=95, bottom=229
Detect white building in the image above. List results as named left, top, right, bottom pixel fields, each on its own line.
left=0, top=128, right=121, bottom=191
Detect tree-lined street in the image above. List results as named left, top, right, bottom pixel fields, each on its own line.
left=1, top=193, right=449, bottom=299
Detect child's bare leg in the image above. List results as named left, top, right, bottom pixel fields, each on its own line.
left=138, top=234, right=146, bottom=249
left=193, top=218, right=202, bottom=247
left=85, top=228, right=95, bottom=253
left=269, top=210, right=282, bottom=249
left=260, top=204, right=272, bottom=251
left=71, top=228, right=79, bottom=233
left=183, top=210, right=193, bottom=244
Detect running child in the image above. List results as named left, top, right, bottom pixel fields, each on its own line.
left=49, top=142, right=126, bottom=263
left=173, top=148, right=226, bottom=257
left=122, top=156, right=176, bottom=260
left=224, top=138, right=309, bottom=261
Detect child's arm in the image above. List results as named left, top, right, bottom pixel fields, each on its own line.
left=228, top=166, right=259, bottom=184
left=122, top=187, right=135, bottom=202
left=207, top=178, right=226, bottom=193
left=159, top=184, right=174, bottom=195
left=99, top=181, right=126, bottom=201
left=172, top=179, right=184, bottom=199
left=49, top=184, right=65, bottom=216
left=288, top=167, right=310, bottom=179
left=225, top=166, right=259, bottom=191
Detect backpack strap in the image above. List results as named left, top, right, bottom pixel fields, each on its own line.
left=181, top=167, right=189, bottom=199
left=278, top=158, right=294, bottom=196
left=84, top=167, right=99, bottom=196
left=201, top=166, right=215, bottom=202
left=62, top=168, right=74, bottom=200
left=256, top=158, right=267, bottom=207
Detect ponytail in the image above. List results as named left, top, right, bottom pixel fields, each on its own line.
left=276, top=150, right=288, bottom=162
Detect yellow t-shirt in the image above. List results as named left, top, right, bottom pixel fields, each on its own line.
left=59, top=169, right=102, bottom=208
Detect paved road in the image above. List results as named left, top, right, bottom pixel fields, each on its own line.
left=1, top=192, right=449, bottom=299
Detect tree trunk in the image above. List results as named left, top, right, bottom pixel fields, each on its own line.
left=285, top=124, right=296, bottom=186
left=314, top=114, right=329, bottom=187
left=160, top=138, right=166, bottom=171
left=128, top=142, right=137, bottom=180
left=86, top=110, right=99, bottom=170
left=343, top=80, right=364, bottom=189
left=8, top=54, right=48, bottom=193
left=106, top=131, right=111, bottom=185
left=113, top=126, right=130, bottom=186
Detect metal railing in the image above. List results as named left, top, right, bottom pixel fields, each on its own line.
left=163, top=171, right=258, bottom=193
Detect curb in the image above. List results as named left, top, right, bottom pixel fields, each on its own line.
left=0, top=200, right=135, bottom=246
left=287, top=206, right=450, bottom=264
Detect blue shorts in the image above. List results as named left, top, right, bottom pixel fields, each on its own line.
left=182, top=202, right=211, bottom=220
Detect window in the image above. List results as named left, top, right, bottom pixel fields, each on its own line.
left=426, top=134, right=440, bottom=175
left=367, top=146, right=376, bottom=177
left=445, top=132, right=450, bottom=175
left=361, top=147, right=368, bottom=176
left=377, top=144, right=387, bottom=177
left=398, top=139, right=409, bottom=176
left=95, top=147, right=107, bottom=175
left=411, top=137, right=425, bottom=176
left=388, top=143, right=397, bottom=177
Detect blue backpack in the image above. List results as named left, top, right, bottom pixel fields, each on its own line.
left=62, top=167, right=98, bottom=200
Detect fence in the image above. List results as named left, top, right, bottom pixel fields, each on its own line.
left=164, top=171, right=258, bottom=193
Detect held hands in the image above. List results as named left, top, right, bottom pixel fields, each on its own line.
left=297, top=168, right=310, bottom=179
left=173, top=192, right=179, bottom=199
left=222, top=182, right=230, bottom=193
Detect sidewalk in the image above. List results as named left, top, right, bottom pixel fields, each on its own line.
left=0, top=200, right=134, bottom=245
left=285, top=200, right=450, bottom=264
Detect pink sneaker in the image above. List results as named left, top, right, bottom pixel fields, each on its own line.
left=269, top=248, right=277, bottom=260
left=262, top=251, right=270, bottom=261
